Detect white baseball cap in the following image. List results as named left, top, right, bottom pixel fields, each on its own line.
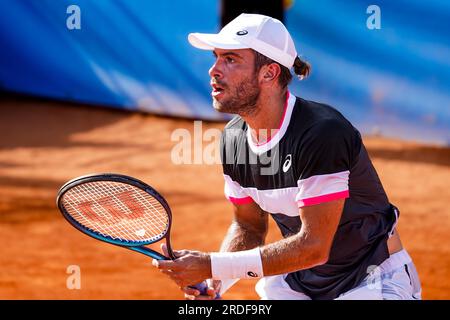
left=188, top=13, right=298, bottom=69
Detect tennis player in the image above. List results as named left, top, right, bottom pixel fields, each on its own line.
left=154, top=13, right=422, bottom=300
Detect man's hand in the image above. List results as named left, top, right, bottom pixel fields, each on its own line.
left=183, top=279, right=222, bottom=300
left=152, top=243, right=212, bottom=290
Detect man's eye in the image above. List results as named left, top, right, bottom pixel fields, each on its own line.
left=226, top=57, right=235, bottom=63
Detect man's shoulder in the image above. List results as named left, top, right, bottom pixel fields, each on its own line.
left=294, top=96, right=345, bottom=119
left=293, top=96, right=355, bottom=133
left=286, top=96, right=362, bottom=151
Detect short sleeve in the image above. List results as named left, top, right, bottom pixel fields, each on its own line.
left=220, top=127, right=253, bottom=205
left=223, top=174, right=253, bottom=205
left=295, top=119, right=358, bottom=207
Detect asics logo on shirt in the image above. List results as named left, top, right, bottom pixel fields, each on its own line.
left=283, top=154, right=292, bottom=173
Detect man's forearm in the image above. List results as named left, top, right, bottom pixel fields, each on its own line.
left=220, top=221, right=266, bottom=252
left=213, top=221, right=265, bottom=293
left=260, top=229, right=328, bottom=276
left=218, top=226, right=328, bottom=277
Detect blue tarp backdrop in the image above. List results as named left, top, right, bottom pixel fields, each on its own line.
left=0, top=0, right=449, bottom=144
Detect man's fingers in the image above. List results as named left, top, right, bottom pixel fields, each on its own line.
left=184, top=286, right=200, bottom=296
left=183, top=286, right=218, bottom=300
left=160, top=243, right=170, bottom=257
left=207, top=287, right=217, bottom=298
left=159, top=269, right=175, bottom=276
left=152, top=258, right=178, bottom=270
left=173, top=249, right=190, bottom=258
left=189, top=290, right=218, bottom=300
left=160, top=243, right=189, bottom=259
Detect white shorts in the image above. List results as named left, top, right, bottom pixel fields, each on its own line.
left=255, top=249, right=422, bottom=300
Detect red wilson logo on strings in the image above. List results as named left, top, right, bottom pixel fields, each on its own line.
left=77, top=190, right=145, bottom=224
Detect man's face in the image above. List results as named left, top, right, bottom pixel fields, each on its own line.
left=209, top=48, right=260, bottom=116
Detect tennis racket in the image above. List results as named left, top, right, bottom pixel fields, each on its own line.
left=56, top=173, right=213, bottom=296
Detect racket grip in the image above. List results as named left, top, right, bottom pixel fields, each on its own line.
left=190, top=281, right=220, bottom=299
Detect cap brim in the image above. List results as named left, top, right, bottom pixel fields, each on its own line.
left=188, top=32, right=249, bottom=50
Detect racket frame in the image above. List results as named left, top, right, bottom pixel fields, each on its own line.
left=56, top=173, right=175, bottom=260
left=57, top=173, right=214, bottom=297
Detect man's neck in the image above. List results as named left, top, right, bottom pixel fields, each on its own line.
left=242, top=89, right=288, bottom=145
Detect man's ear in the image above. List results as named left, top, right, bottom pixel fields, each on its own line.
left=259, top=63, right=281, bottom=84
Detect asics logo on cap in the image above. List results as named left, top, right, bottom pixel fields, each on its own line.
left=188, top=13, right=298, bottom=68
left=247, top=271, right=258, bottom=277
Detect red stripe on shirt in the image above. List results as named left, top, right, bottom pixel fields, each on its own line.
left=297, top=190, right=349, bottom=207
left=228, top=196, right=253, bottom=205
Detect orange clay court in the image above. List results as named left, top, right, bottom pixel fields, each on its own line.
left=0, top=95, right=449, bottom=299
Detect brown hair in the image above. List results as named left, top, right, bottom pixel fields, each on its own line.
left=253, top=51, right=311, bottom=88
left=293, top=56, right=311, bottom=81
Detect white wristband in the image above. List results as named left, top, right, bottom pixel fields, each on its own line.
left=210, top=248, right=264, bottom=280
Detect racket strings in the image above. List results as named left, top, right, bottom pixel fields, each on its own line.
left=78, top=183, right=147, bottom=240
left=62, top=181, right=170, bottom=242
left=83, top=182, right=168, bottom=238
left=66, top=183, right=167, bottom=241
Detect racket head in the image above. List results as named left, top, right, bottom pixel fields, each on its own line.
left=56, top=173, right=174, bottom=253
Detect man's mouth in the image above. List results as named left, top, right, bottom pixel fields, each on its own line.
left=211, top=82, right=225, bottom=97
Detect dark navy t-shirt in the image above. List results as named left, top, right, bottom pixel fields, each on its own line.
left=220, top=92, right=398, bottom=300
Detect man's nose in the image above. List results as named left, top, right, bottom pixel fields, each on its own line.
left=208, top=61, right=223, bottom=79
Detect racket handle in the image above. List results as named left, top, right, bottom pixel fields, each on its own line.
left=190, top=281, right=220, bottom=299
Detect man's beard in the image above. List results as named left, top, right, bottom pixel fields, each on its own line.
left=212, top=76, right=260, bottom=117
